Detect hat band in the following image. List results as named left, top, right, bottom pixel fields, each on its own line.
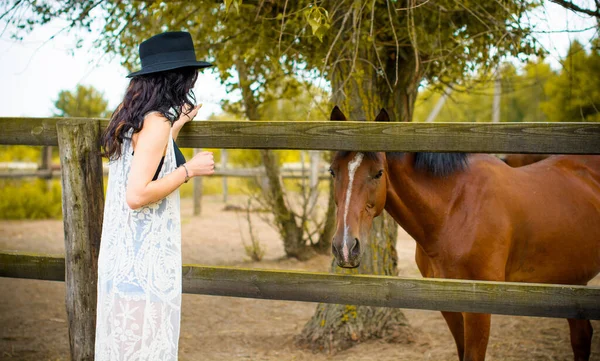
left=141, top=50, right=197, bottom=68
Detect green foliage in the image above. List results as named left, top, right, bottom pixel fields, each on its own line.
left=414, top=50, right=600, bottom=124
left=0, top=84, right=110, bottom=221
left=414, top=61, right=555, bottom=123
left=541, top=40, right=600, bottom=122
left=0, top=179, right=63, bottom=219
left=2, top=0, right=542, bottom=121
left=54, top=84, right=110, bottom=118
left=500, top=61, right=554, bottom=122
left=178, top=175, right=251, bottom=198
left=414, top=85, right=494, bottom=123
left=224, top=0, right=242, bottom=14
left=0, top=145, right=42, bottom=162
left=303, top=6, right=330, bottom=42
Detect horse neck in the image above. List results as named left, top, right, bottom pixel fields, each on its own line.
left=384, top=153, right=457, bottom=253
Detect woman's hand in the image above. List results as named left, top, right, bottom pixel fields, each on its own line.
left=172, top=103, right=202, bottom=140
left=186, top=151, right=215, bottom=177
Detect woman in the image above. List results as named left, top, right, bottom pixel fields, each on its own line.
left=95, top=31, right=215, bottom=361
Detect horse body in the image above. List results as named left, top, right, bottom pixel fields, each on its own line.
left=502, top=153, right=550, bottom=167
left=384, top=153, right=600, bottom=361
left=328, top=107, right=600, bottom=361
left=395, top=154, right=600, bottom=286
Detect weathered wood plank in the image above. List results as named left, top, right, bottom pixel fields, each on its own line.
left=57, top=120, right=104, bottom=361
left=0, top=117, right=103, bottom=146
left=1, top=117, right=599, bottom=154
left=177, top=121, right=600, bottom=154
left=182, top=266, right=600, bottom=320
left=2, top=253, right=599, bottom=319
left=0, top=168, right=328, bottom=179
left=0, top=252, right=65, bottom=281
left=0, top=169, right=58, bottom=178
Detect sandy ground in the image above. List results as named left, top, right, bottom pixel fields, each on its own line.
left=0, top=195, right=599, bottom=361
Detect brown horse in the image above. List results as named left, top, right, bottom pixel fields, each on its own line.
left=328, top=106, right=600, bottom=361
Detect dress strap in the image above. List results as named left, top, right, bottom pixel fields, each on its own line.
left=143, top=110, right=162, bottom=118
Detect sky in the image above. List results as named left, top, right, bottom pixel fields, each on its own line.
left=0, top=1, right=597, bottom=119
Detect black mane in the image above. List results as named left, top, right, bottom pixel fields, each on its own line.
left=408, top=152, right=469, bottom=177
left=337, top=151, right=469, bottom=177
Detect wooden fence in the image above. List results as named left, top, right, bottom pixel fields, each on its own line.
left=0, top=163, right=329, bottom=179
left=1, top=117, right=599, bottom=361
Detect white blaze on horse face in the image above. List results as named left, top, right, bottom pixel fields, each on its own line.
left=342, top=152, right=364, bottom=260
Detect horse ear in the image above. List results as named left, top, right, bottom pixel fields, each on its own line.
left=330, top=106, right=347, bottom=121
left=374, top=108, right=390, bottom=122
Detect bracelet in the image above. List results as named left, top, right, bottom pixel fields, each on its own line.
left=181, top=164, right=190, bottom=183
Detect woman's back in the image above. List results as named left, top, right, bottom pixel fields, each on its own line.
left=95, top=129, right=182, bottom=361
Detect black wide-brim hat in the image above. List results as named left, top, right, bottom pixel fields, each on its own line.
left=127, top=31, right=213, bottom=78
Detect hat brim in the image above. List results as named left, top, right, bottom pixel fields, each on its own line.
left=127, top=61, right=213, bottom=78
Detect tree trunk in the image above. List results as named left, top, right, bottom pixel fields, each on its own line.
left=298, top=24, right=422, bottom=352
left=296, top=214, right=413, bottom=352
left=236, top=59, right=312, bottom=260
left=259, top=148, right=311, bottom=259
left=314, top=151, right=335, bottom=255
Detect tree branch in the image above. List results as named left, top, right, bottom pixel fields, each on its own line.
left=549, top=0, right=600, bottom=18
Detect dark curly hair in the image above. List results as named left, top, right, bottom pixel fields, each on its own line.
left=101, top=67, right=199, bottom=159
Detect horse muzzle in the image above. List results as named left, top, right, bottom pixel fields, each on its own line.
left=332, top=237, right=361, bottom=268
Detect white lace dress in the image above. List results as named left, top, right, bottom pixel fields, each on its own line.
left=95, top=128, right=182, bottom=361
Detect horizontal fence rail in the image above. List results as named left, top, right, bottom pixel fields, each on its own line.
left=1, top=117, right=599, bottom=154
left=0, top=168, right=330, bottom=180
left=2, top=252, right=599, bottom=320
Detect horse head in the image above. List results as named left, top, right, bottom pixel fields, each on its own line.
left=328, top=106, right=390, bottom=268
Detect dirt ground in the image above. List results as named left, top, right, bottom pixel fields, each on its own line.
left=1, top=195, right=599, bottom=361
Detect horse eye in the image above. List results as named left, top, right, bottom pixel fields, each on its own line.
left=373, top=170, right=383, bottom=179
left=329, top=168, right=335, bottom=178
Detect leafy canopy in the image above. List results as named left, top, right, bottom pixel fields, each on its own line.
left=54, top=84, right=110, bottom=118
left=3, top=0, right=543, bottom=119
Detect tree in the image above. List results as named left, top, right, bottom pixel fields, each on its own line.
left=42, top=84, right=110, bottom=172
left=501, top=61, right=555, bottom=122
left=54, top=84, right=110, bottom=118
left=548, top=0, right=600, bottom=19
left=413, top=60, right=555, bottom=123
left=1, top=0, right=543, bottom=352
left=541, top=40, right=600, bottom=122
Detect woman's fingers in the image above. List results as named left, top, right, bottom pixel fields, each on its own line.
left=189, top=104, right=202, bottom=119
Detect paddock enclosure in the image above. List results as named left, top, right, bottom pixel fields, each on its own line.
left=0, top=117, right=599, bottom=360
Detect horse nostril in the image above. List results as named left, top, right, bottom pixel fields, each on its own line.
left=351, top=238, right=360, bottom=258
left=332, top=243, right=339, bottom=257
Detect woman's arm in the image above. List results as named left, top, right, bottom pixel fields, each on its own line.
left=126, top=112, right=215, bottom=210
left=126, top=114, right=187, bottom=209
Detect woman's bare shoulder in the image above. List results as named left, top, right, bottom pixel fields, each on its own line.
left=132, top=113, right=171, bottom=151
left=143, top=111, right=170, bottom=126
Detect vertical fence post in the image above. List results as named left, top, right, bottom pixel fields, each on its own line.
left=193, top=148, right=203, bottom=216
left=221, top=149, right=228, bottom=204
left=57, top=119, right=104, bottom=361
left=425, top=86, right=452, bottom=123
left=493, top=75, right=501, bottom=123
left=308, top=150, right=320, bottom=206
left=40, top=146, right=53, bottom=177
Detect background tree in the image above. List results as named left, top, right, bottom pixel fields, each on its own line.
left=53, top=84, right=110, bottom=118
left=40, top=84, right=110, bottom=171
left=502, top=61, right=554, bottom=122
left=413, top=60, right=555, bottom=123
left=541, top=40, right=600, bottom=122
left=1, top=0, right=548, bottom=352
